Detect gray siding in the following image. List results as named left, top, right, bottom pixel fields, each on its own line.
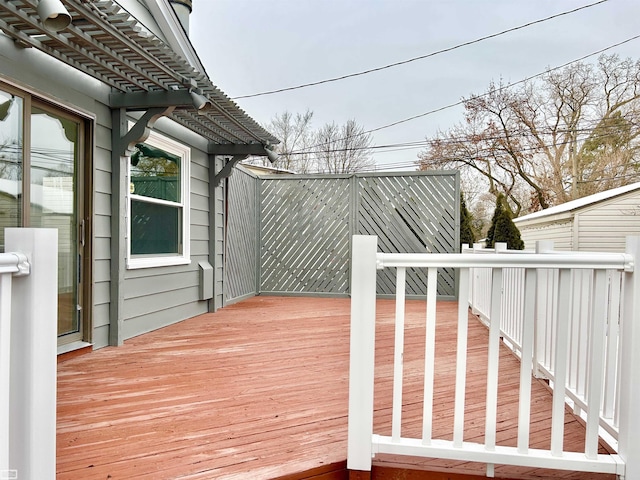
left=121, top=135, right=210, bottom=339
left=92, top=118, right=114, bottom=348
left=212, top=156, right=226, bottom=311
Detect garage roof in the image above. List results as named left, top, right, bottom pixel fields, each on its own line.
left=515, top=182, right=640, bottom=224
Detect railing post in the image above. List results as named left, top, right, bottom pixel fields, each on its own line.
left=0, top=271, right=12, bottom=474
left=6, top=228, right=58, bottom=480
left=470, top=243, right=483, bottom=315
left=533, top=240, right=554, bottom=379
left=347, top=235, right=378, bottom=475
left=494, top=243, right=507, bottom=341
left=618, top=236, right=640, bottom=478
left=494, top=242, right=507, bottom=253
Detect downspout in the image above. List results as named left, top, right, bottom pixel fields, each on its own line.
left=169, top=0, right=193, bottom=34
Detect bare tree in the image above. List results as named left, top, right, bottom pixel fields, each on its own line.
left=0, top=140, right=21, bottom=180
left=418, top=54, right=640, bottom=215
left=253, top=110, right=315, bottom=173
left=314, top=119, right=374, bottom=174
left=256, top=112, right=375, bottom=174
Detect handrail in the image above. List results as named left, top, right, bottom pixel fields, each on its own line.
left=0, top=252, right=30, bottom=276
left=377, top=251, right=633, bottom=271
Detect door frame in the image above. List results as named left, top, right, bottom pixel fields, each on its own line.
left=0, top=80, right=93, bottom=347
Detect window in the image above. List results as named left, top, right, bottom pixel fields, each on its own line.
left=127, top=129, right=190, bottom=268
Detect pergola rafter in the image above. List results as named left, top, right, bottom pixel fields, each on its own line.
left=0, top=0, right=278, bottom=146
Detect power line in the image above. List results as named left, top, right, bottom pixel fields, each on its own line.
left=232, top=0, right=609, bottom=100
left=576, top=171, right=640, bottom=183
left=287, top=32, right=640, bottom=156
left=286, top=122, right=640, bottom=174
left=364, top=34, right=640, bottom=136
left=284, top=111, right=640, bottom=161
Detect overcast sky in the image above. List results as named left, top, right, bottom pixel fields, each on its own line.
left=189, top=0, right=640, bottom=171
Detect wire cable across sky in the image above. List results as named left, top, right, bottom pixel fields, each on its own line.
left=364, top=33, right=640, bottom=137
left=285, top=32, right=640, bottom=158
left=232, top=0, right=609, bottom=100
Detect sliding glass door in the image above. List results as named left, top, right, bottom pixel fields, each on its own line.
left=0, top=84, right=87, bottom=345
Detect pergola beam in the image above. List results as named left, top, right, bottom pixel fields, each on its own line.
left=109, top=90, right=193, bottom=110
left=208, top=143, right=270, bottom=156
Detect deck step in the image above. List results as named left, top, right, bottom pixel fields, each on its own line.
left=274, top=461, right=348, bottom=480
left=275, top=462, right=511, bottom=480
left=368, top=467, right=513, bottom=480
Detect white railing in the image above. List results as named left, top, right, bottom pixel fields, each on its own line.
left=465, top=243, right=535, bottom=354
left=465, top=242, right=624, bottom=447
left=347, top=235, right=640, bottom=479
left=0, top=229, right=58, bottom=480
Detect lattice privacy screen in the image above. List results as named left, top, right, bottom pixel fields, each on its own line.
left=225, top=168, right=459, bottom=303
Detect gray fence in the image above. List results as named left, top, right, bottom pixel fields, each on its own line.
left=225, top=167, right=459, bottom=303
left=224, top=167, right=260, bottom=303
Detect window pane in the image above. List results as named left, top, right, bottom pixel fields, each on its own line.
left=131, top=199, right=181, bottom=255
left=0, top=90, right=23, bottom=252
left=130, top=143, right=180, bottom=202
left=31, top=107, right=79, bottom=337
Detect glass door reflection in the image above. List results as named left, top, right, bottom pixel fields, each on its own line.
left=31, top=106, right=80, bottom=338
left=0, top=90, right=22, bottom=252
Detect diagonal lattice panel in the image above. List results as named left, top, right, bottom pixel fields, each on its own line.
left=260, top=176, right=351, bottom=295
left=225, top=171, right=459, bottom=298
left=225, top=168, right=259, bottom=303
left=357, top=173, right=458, bottom=297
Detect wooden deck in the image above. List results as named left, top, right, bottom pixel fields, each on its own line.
left=57, top=297, right=615, bottom=480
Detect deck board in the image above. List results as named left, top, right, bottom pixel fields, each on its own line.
left=57, top=297, right=615, bottom=480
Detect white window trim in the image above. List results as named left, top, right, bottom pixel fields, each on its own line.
left=126, top=129, right=191, bottom=269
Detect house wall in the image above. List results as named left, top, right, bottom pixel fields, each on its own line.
left=0, top=35, right=216, bottom=349
left=120, top=120, right=211, bottom=340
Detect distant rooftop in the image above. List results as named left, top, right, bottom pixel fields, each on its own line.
left=240, top=163, right=295, bottom=176
left=515, top=182, right=640, bottom=223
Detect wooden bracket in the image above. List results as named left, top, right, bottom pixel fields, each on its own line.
left=113, top=106, right=175, bottom=157
left=213, top=155, right=249, bottom=187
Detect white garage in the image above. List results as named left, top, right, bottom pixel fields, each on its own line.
left=514, top=182, right=640, bottom=252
